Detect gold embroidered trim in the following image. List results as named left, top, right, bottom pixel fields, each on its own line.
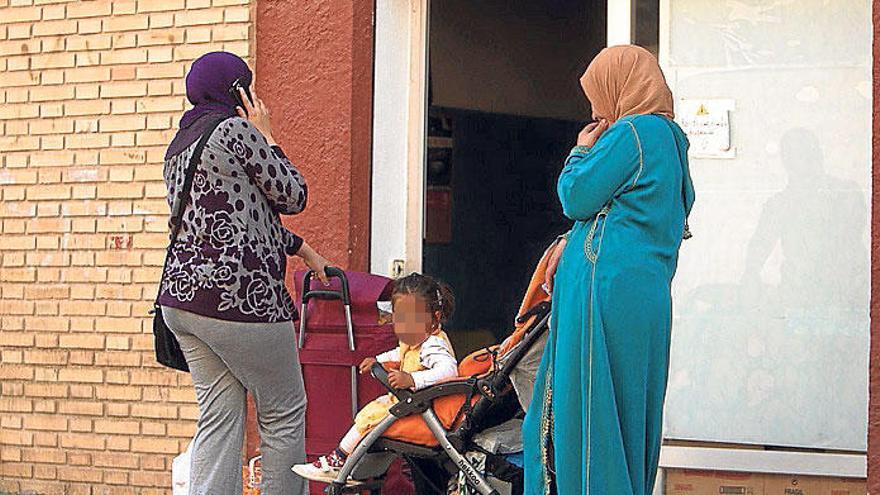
left=540, top=362, right=554, bottom=494
left=585, top=231, right=602, bottom=493
left=583, top=204, right=611, bottom=263
left=624, top=120, right=645, bottom=191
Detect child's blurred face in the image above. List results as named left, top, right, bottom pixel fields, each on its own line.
left=392, top=294, right=434, bottom=346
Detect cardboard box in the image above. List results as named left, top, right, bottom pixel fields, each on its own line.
left=825, top=477, right=866, bottom=495
left=665, top=469, right=866, bottom=495
left=666, top=469, right=764, bottom=495
left=763, top=474, right=827, bottom=495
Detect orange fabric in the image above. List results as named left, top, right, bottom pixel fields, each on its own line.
left=379, top=247, right=554, bottom=447
left=382, top=392, right=480, bottom=446
left=580, top=45, right=674, bottom=123
left=242, top=462, right=261, bottom=494
left=456, top=345, right=499, bottom=378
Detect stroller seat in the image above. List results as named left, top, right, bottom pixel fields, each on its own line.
left=372, top=337, right=538, bottom=449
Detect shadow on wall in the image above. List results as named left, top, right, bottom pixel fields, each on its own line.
left=685, top=127, right=867, bottom=318
left=742, top=127, right=867, bottom=310
left=671, top=127, right=868, bottom=443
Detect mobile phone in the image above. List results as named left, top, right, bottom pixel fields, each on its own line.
left=229, top=78, right=253, bottom=115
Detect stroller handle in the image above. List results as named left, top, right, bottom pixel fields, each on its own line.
left=370, top=362, right=410, bottom=401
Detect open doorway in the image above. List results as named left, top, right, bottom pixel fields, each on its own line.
left=422, top=0, right=607, bottom=355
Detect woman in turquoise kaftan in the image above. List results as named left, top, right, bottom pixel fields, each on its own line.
left=522, top=46, right=695, bottom=495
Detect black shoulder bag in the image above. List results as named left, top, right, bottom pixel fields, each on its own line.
left=151, top=118, right=226, bottom=372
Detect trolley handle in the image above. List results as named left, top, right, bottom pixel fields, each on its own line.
left=301, top=266, right=350, bottom=305
left=298, top=266, right=354, bottom=350
left=302, top=290, right=345, bottom=301
left=298, top=267, right=360, bottom=420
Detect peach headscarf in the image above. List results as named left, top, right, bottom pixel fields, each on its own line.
left=580, top=45, right=674, bottom=123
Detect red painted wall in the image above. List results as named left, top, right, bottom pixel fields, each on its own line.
left=245, top=0, right=375, bottom=460
left=256, top=0, right=374, bottom=273
left=870, top=0, right=879, bottom=492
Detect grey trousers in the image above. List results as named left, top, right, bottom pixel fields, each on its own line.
left=162, top=307, right=309, bottom=495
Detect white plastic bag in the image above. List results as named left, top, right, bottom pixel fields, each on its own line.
left=172, top=441, right=193, bottom=495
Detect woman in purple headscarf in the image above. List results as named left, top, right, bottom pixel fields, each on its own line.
left=159, top=52, right=327, bottom=494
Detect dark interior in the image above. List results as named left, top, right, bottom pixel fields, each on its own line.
left=423, top=0, right=607, bottom=355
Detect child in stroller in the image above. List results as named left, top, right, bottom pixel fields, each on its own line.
left=290, top=245, right=557, bottom=495
left=293, top=273, right=460, bottom=484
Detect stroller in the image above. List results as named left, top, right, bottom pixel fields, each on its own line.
left=317, top=247, right=556, bottom=495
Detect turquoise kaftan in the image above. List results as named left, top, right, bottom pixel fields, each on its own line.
left=522, top=114, right=695, bottom=495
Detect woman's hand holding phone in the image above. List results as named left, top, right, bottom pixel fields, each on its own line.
left=235, top=83, right=276, bottom=145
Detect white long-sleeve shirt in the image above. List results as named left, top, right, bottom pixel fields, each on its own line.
left=376, top=335, right=458, bottom=390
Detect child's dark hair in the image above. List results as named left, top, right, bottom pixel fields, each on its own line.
left=391, top=273, right=455, bottom=323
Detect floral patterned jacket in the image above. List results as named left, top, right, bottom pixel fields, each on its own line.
left=158, top=117, right=307, bottom=323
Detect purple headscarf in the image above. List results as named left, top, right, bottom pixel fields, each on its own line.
left=165, top=52, right=252, bottom=159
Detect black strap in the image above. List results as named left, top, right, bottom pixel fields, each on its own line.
left=153, top=117, right=227, bottom=312
left=168, top=117, right=227, bottom=245
left=453, top=384, right=478, bottom=432
left=662, top=118, right=693, bottom=239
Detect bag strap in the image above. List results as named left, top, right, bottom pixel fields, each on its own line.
left=660, top=118, right=693, bottom=239
left=154, top=117, right=226, bottom=311
left=168, top=117, right=227, bottom=245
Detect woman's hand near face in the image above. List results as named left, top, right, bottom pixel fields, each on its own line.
left=577, top=119, right=609, bottom=148
left=236, top=83, right=276, bottom=145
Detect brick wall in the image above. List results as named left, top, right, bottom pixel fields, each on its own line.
left=0, top=0, right=255, bottom=493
